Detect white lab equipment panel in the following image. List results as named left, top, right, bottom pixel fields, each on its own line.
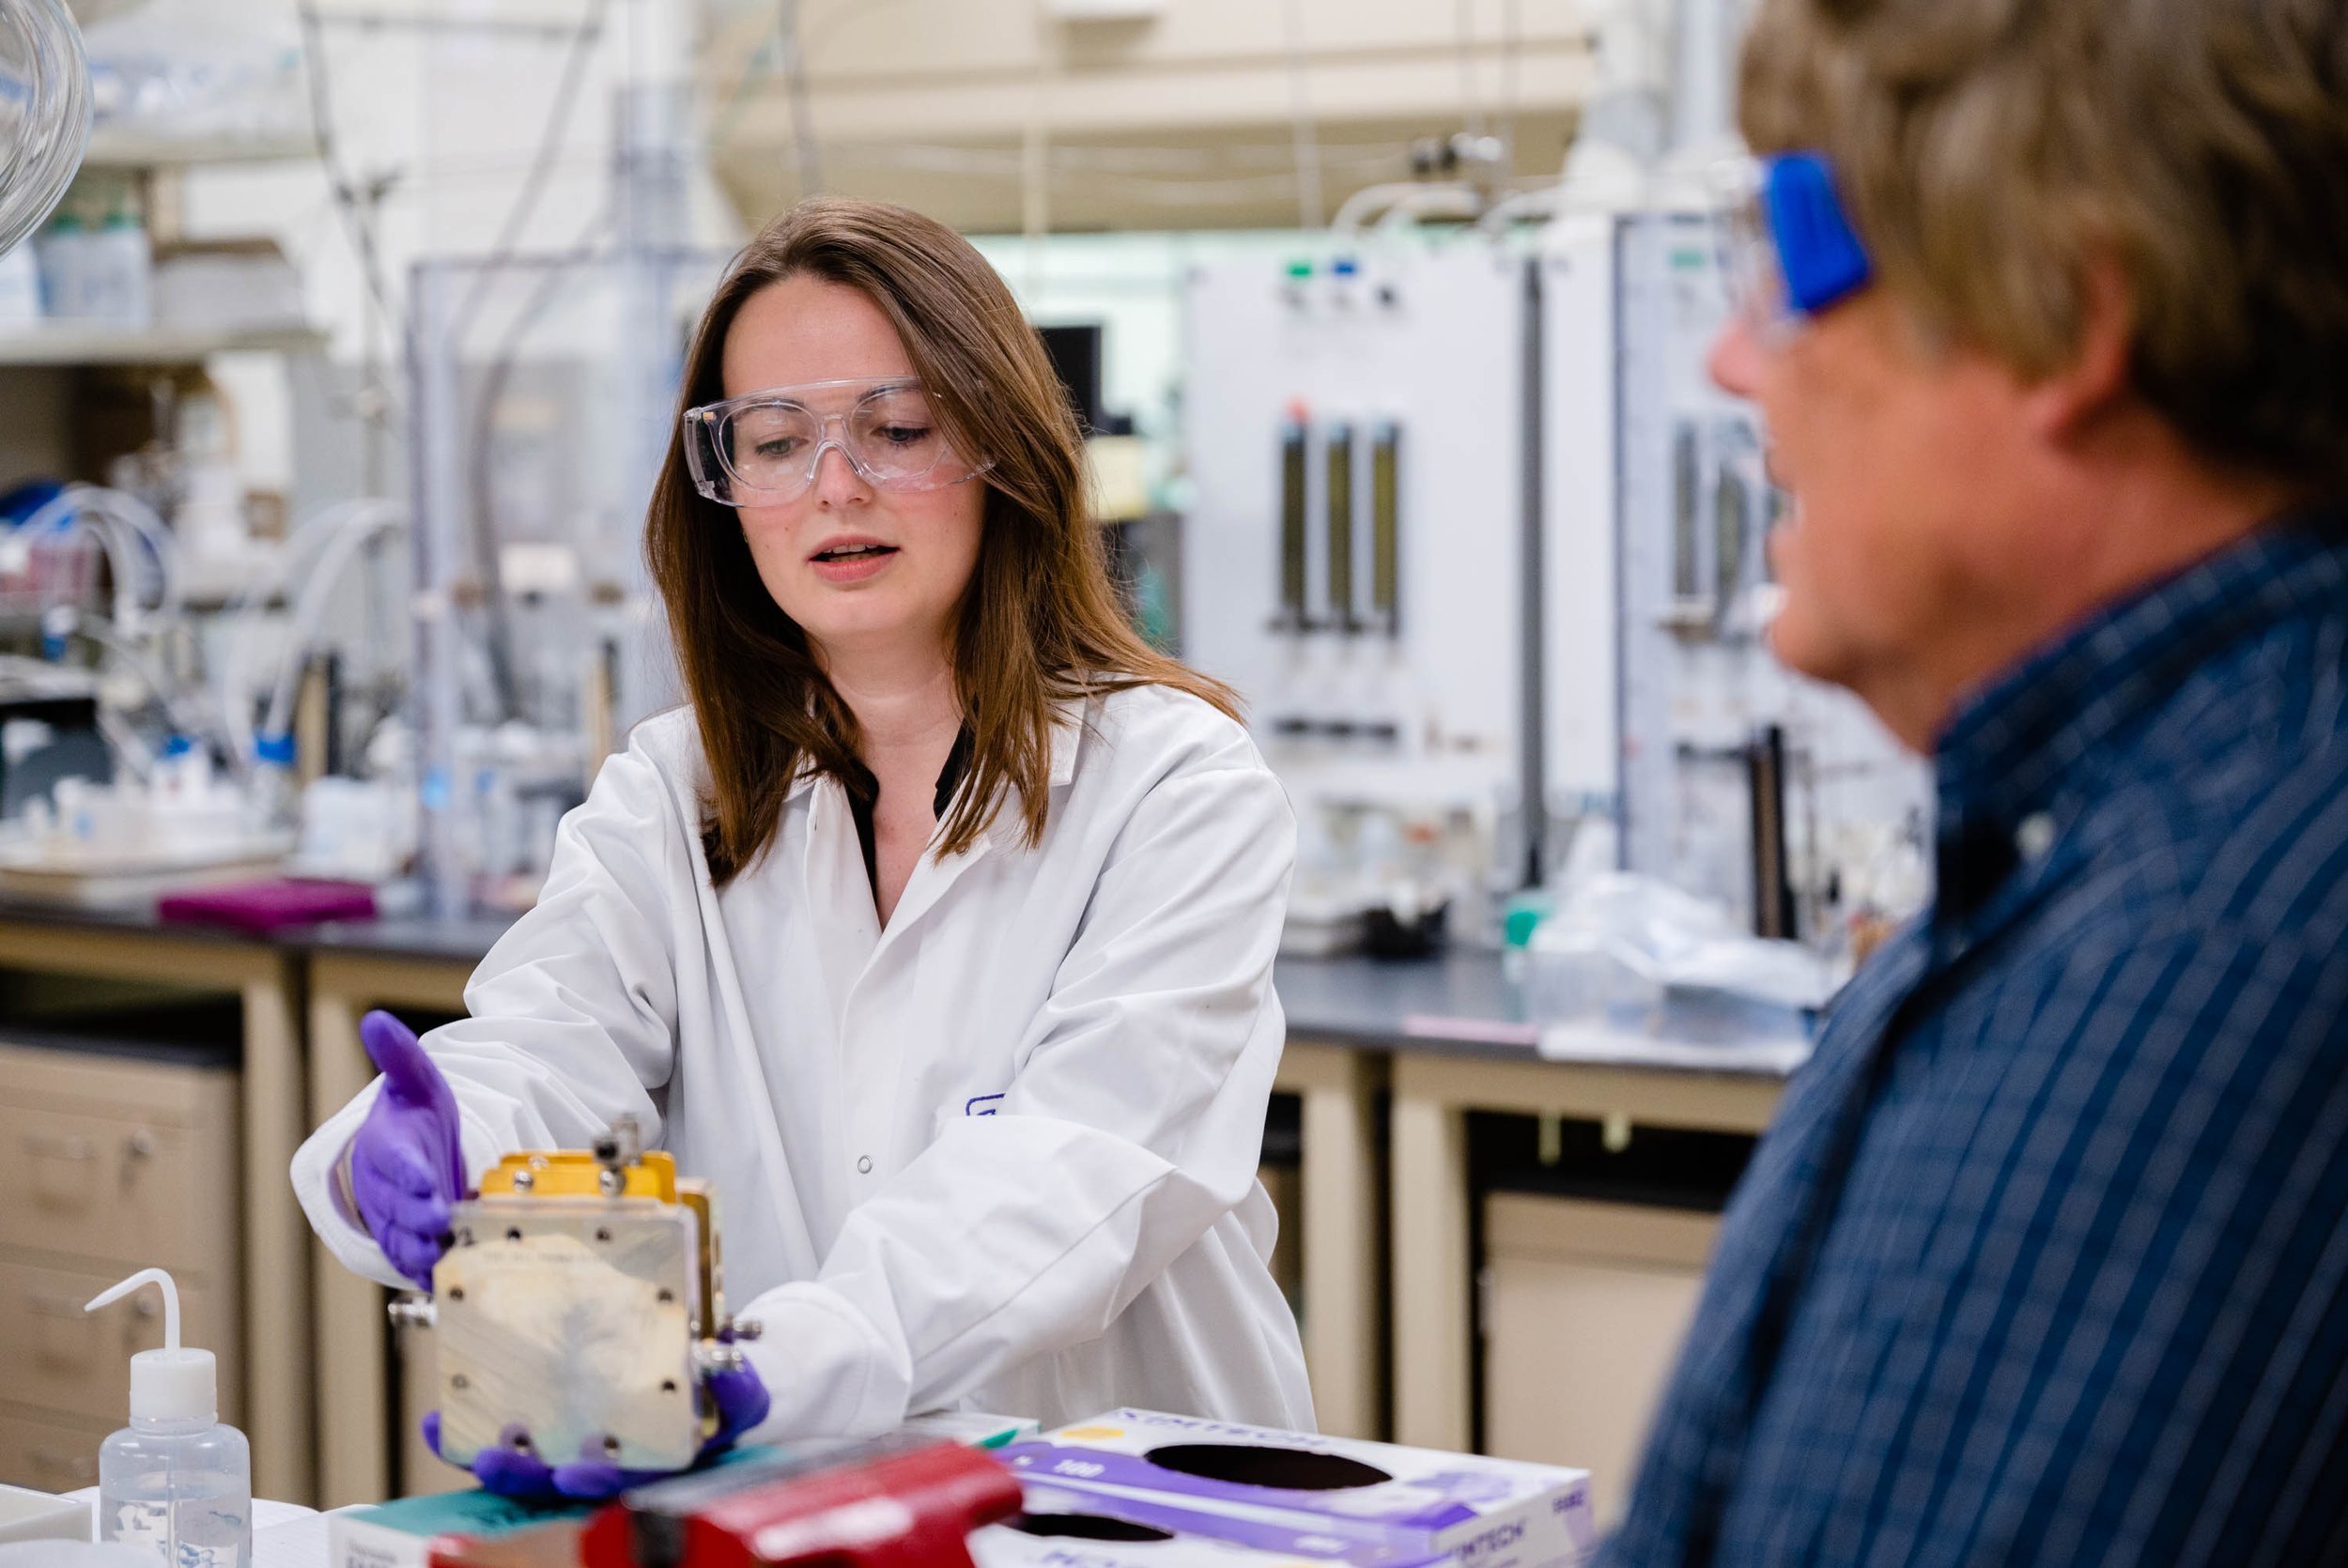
left=1540, top=212, right=1928, bottom=944
left=1181, top=242, right=1534, bottom=869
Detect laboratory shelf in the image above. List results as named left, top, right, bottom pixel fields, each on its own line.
left=0, top=323, right=328, bottom=366
left=80, top=130, right=321, bottom=170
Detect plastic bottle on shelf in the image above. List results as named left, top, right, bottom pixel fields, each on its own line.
left=92, top=208, right=155, bottom=326
left=84, top=1268, right=251, bottom=1568
left=0, top=235, right=41, bottom=326
left=35, top=212, right=90, bottom=317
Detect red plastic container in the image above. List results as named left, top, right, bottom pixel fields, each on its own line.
left=579, top=1441, right=1023, bottom=1568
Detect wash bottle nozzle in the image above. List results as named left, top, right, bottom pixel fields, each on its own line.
left=86, top=1267, right=218, bottom=1423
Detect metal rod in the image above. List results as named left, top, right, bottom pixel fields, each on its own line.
left=1370, top=419, right=1401, bottom=635
left=1325, top=422, right=1356, bottom=633
left=1278, top=416, right=1310, bottom=630
left=1749, top=723, right=1796, bottom=940
left=1519, top=254, right=1545, bottom=888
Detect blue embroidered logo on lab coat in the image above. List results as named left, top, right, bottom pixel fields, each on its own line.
left=965, top=1094, right=1004, bottom=1117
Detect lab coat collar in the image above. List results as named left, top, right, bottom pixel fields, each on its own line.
left=779, top=697, right=1088, bottom=809
left=1047, top=697, right=1084, bottom=787
left=839, top=697, right=1085, bottom=969
left=979, top=696, right=1087, bottom=845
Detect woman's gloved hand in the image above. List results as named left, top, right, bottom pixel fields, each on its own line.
left=348, top=1009, right=468, bottom=1291
left=421, top=1351, right=772, bottom=1501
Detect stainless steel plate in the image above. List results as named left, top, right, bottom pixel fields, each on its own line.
left=433, top=1196, right=703, bottom=1470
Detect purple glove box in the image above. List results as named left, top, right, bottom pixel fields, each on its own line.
left=996, top=1411, right=1595, bottom=1568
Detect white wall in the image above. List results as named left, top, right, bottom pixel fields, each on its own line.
left=177, top=0, right=1608, bottom=380
left=705, top=0, right=1597, bottom=230
left=149, top=0, right=1666, bottom=501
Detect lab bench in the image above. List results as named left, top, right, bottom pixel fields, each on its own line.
left=0, top=899, right=1791, bottom=1514
left=1268, top=947, right=1783, bottom=1459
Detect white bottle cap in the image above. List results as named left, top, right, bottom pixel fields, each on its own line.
left=85, top=1268, right=217, bottom=1423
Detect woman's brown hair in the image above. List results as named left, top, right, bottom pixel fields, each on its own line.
left=647, top=196, right=1240, bottom=886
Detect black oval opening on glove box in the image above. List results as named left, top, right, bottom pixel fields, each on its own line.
left=1141, top=1444, right=1393, bottom=1492
left=1014, top=1514, right=1176, bottom=1543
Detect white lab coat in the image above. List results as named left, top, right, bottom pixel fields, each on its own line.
left=292, top=684, right=1314, bottom=1440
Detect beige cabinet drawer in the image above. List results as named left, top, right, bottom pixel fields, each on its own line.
left=0, top=1403, right=109, bottom=1495
left=1481, top=1193, right=1720, bottom=1529
left=0, top=1256, right=240, bottom=1428
left=0, top=1042, right=239, bottom=1276
left=1259, top=1161, right=1302, bottom=1314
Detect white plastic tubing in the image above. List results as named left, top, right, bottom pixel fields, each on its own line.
left=216, top=497, right=406, bottom=776
left=22, top=483, right=179, bottom=632
left=1329, top=181, right=1487, bottom=236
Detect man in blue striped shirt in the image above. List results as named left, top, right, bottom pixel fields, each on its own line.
left=1604, top=1, right=2348, bottom=1563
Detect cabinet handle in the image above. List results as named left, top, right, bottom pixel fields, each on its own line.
left=22, top=1131, right=97, bottom=1161
left=126, top=1130, right=156, bottom=1160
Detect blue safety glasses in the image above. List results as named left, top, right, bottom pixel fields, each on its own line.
left=1717, top=151, right=1874, bottom=340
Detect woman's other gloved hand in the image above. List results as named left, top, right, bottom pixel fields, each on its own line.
left=348, top=1009, right=468, bottom=1290
left=422, top=1352, right=772, bottom=1500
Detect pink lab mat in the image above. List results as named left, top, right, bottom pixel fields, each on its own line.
left=157, top=879, right=377, bottom=934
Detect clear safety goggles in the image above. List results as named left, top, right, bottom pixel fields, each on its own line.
left=683, top=377, right=991, bottom=506
left=1713, top=152, right=1874, bottom=343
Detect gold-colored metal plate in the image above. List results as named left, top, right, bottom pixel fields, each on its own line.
left=677, top=1178, right=721, bottom=1340
left=433, top=1196, right=704, bottom=1470
left=479, top=1147, right=679, bottom=1200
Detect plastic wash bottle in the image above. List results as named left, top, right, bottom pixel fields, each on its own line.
left=84, top=1268, right=251, bottom=1568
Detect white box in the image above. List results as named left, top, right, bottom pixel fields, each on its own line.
left=152, top=240, right=305, bottom=331
left=977, top=1483, right=1316, bottom=1568
left=997, top=1411, right=1597, bottom=1568
left=0, top=1483, right=90, bottom=1544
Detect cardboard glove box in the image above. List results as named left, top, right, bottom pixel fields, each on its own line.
left=995, top=1412, right=1597, bottom=1568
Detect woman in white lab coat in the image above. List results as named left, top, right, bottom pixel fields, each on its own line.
left=291, top=197, right=1313, bottom=1452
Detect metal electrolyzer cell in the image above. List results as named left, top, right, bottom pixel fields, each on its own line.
left=390, top=1116, right=756, bottom=1474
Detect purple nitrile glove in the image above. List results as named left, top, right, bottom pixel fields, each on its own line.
left=348, top=1009, right=468, bottom=1291
left=423, top=1353, right=772, bottom=1501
